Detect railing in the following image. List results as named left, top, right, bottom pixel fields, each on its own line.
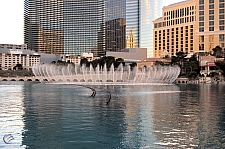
left=0, top=76, right=39, bottom=82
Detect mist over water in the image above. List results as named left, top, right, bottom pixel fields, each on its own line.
left=0, top=82, right=225, bottom=148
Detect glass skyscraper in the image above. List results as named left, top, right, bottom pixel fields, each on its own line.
left=24, top=0, right=105, bottom=56
left=63, top=1, right=105, bottom=56
left=24, top=0, right=163, bottom=57
left=125, top=0, right=164, bottom=57
left=105, top=0, right=164, bottom=57
left=24, top=0, right=64, bottom=55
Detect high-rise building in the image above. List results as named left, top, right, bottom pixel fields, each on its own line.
left=106, top=0, right=164, bottom=57
left=63, top=0, right=105, bottom=56
left=24, top=0, right=64, bottom=55
left=24, top=0, right=164, bottom=57
left=153, top=0, right=225, bottom=57
left=105, top=18, right=126, bottom=52
left=24, top=0, right=105, bottom=56
left=153, top=0, right=196, bottom=57
left=125, top=0, right=164, bottom=57
left=105, top=0, right=164, bottom=57
left=196, top=0, right=225, bottom=52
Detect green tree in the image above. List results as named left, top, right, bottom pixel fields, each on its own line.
left=80, top=58, right=89, bottom=67
left=171, top=52, right=186, bottom=66
left=212, top=46, right=223, bottom=58
left=215, top=60, right=225, bottom=76
left=90, top=59, right=98, bottom=68
left=183, top=54, right=200, bottom=78
left=155, top=61, right=164, bottom=66
left=56, top=60, right=68, bottom=65
left=13, top=64, right=23, bottom=70
left=116, top=58, right=124, bottom=63
left=129, top=62, right=137, bottom=70
left=105, top=56, right=116, bottom=69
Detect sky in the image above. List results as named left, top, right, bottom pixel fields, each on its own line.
left=0, top=0, right=182, bottom=45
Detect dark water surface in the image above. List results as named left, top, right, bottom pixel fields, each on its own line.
left=0, top=82, right=225, bottom=148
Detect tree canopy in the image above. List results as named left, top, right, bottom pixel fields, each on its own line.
left=215, top=60, right=225, bottom=76
left=212, top=46, right=224, bottom=58
left=80, top=56, right=125, bottom=70
left=13, top=64, right=23, bottom=70
left=171, top=51, right=187, bottom=66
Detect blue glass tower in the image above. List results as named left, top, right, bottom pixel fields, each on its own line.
left=24, top=0, right=164, bottom=57
left=125, top=0, right=164, bottom=57
left=105, top=0, right=164, bottom=57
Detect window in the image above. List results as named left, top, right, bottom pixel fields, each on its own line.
left=220, top=20, right=224, bottom=25
left=199, top=22, right=204, bottom=26
left=220, top=43, right=225, bottom=48
left=199, top=27, right=204, bottom=32
left=209, top=0, right=214, bottom=3
left=220, top=9, right=224, bottom=14
left=209, top=21, right=214, bottom=26
left=209, top=16, right=214, bottom=20
left=220, top=0, right=224, bottom=2
left=199, top=44, right=204, bottom=50
left=209, top=43, right=214, bottom=50
left=199, top=0, right=204, bottom=4
left=199, top=36, right=204, bottom=42
left=199, top=6, right=204, bottom=10
left=209, top=27, right=214, bottom=31
left=209, top=35, right=214, bottom=42
left=209, top=4, right=214, bottom=9
left=220, top=3, right=224, bottom=8
left=219, top=34, right=224, bottom=41
left=220, top=15, right=224, bottom=19
left=199, top=11, right=204, bottom=15
left=199, top=16, right=204, bottom=21
left=220, top=26, right=225, bottom=30
left=209, top=10, right=214, bottom=14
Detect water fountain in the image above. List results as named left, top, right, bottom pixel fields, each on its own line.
left=32, top=63, right=180, bottom=85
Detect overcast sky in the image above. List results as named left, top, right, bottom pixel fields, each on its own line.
left=0, top=0, right=182, bottom=45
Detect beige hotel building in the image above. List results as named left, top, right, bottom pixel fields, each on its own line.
left=153, top=0, right=225, bottom=57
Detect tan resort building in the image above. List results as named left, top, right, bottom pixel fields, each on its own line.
left=153, top=0, right=225, bottom=57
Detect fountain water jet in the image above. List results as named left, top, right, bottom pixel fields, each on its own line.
left=32, top=63, right=180, bottom=85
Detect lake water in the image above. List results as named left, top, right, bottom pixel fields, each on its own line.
left=0, top=81, right=225, bottom=149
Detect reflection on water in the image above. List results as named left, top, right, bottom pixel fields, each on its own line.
left=153, top=84, right=225, bottom=148
left=0, top=82, right=225, bottom=148
left=0, top=82, right=25, bottom=148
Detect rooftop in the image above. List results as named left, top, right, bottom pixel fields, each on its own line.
left=166, top=0, right=191, bottom=7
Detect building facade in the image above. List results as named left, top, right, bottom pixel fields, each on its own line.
left=105, top=0, right=164, bottom=57
left=106, top=48, right=147, bottom=61
left=125, top=0, right=164, bottom=57
left=25, top=0, right=164, bottom=58
left=153, top=0, right=225, bottom=57
left=105, top=18, right=126, bottom=52
left=24, top=0, right=105, bottom=57
left=63, top=53, right=95, bottom=65
left=0, top=45, right=40, bottom=70
left=24, top=0, right=64, bottom=55
left=153, top=0, right=196, bottom=57
left=196, top=0, right=225, bottom=52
